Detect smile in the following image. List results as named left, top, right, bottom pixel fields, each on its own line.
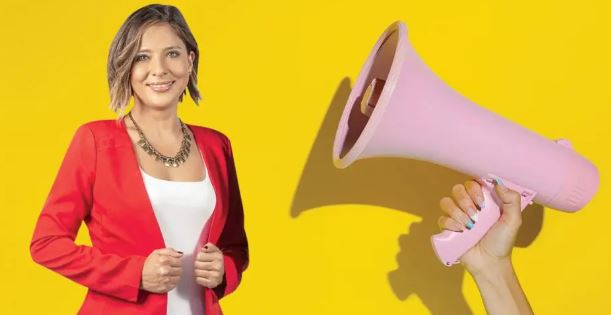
left=146, top=80, right=175, bottom=92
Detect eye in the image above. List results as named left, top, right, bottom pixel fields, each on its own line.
left=168, top=50, right=181, bottom=58
left=134, top=54, right=149, bottom=62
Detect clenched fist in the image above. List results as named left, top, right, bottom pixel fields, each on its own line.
left=437, top=179, right=523, bottom=276
left=194, top=243, right=224, bottom=288
left=140, top=248, right=183, bottom=293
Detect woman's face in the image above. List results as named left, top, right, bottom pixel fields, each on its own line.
left=130, top=22, right=194, bottom=110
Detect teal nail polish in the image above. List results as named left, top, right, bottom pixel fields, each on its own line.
left=466, top=220, right=474, bottom=230
left=495, top=178, right=503, bottom=186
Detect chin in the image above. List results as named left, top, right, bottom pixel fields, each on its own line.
left=138, top=94, right=180, bottom=109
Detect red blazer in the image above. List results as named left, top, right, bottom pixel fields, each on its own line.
left=30, top=120, right=248, bottom=315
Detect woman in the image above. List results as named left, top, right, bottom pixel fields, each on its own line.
left=438, top=179, right=534, bottom=315
left=30, top=4, right=248, bottom=315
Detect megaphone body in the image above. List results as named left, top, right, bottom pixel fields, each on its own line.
left=332, top=21, right=599, bottom=266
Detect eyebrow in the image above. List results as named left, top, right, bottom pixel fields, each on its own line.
left=137, top=46, right=184, bottom=53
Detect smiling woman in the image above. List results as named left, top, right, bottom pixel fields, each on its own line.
left=30, top=4, right=248, bottom=315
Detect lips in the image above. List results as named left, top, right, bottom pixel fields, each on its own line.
left=146, top=80, right=175, bottom=92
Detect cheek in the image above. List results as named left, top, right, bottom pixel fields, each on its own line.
left=169, top=61, right=191, bottom=81
left=130, top=66, right=148, bottom=85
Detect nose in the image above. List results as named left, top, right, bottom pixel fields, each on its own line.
left=150, top=54, right=167, bottom=77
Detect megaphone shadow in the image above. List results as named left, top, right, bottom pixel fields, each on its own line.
left=291, top=77, right=544, bottom=314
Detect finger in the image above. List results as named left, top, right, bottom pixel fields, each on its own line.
left=196, top=251, right=219, bottom=262
left=493, top=179, right=522, bottom=229
left=158, top=255, right=183, bottom=268
left=159, top=266, right=182, bottom=277
left=169, top=267, right=182, bottom=277
left=464, top=180, right=485, bottom=210
left=195, top=261, right=214, bottom=271
left=437, top=216, right=465, bottom=232
left=202, top=243, right=221, bottom=253
left=195, top=269, right=218, bottom=279
left=451, top=184, right=479, bottom=223
left=155, top=248, right=184, bottom=258
left=440, top=197, right=474, bottom=230
left=473, top=177, right=486, bottom=186
left=196, top=276, right=215, bottom=288
left=163, top=275, right=180, bottom=287
left=195, top=260, right=222, bottom=271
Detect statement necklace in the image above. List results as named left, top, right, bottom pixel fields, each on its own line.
left=127, top=111, right=192, bottom=168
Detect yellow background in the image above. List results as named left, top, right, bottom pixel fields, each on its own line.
left=1, top=0, right=609, bottom=314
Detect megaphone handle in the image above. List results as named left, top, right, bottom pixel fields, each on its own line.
left=431, top=174, right=537, bottom=267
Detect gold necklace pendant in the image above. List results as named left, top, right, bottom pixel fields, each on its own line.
left=128, top=111, right=192, bottom=168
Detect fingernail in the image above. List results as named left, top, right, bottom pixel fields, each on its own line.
left=470, top=211, right=478, bottom=223
left=496, top=178, right=509, bottom=192
left=467, top=208, right=477, bottom=220
left=478, top=200, right=485, bottom=210
left=495, top=178, right=503, bottom=186
left=465, top=220, right=474, bottom=230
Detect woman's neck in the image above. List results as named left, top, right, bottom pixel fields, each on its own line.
left=128, top=102, right=182, bottom=139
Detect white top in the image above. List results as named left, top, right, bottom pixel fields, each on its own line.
left=140, top=166, right=216, bottom=315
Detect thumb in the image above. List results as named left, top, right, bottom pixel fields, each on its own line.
left=493, top=179, right=523, bottom=229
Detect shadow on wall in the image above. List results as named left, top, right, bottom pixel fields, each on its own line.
left=291, top=77, right=544, bottom=315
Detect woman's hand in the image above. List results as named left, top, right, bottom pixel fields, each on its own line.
left=438, top=179, right=534, bottom=315
left=195, top=243, right=225, bottom=288
left=437, top=179, right=522, bottom=276
left=140, top=248, right=183, bottom=293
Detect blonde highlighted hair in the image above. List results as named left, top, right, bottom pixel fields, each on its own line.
left=107, top=4, right=201, bottom=117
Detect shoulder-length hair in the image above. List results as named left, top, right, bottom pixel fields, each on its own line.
left=107, top=4, right=201, bottom=117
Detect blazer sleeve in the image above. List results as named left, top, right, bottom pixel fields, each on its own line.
left=30, top=124, right=147, bottom=303
left=213, top=136, right=249, bottom=300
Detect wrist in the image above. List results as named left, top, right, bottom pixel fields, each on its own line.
left=470, top=258, right=534, bottom=315
left=471, top=257, right=518, bottom=295
left=469, top=256, right=513, bottom=281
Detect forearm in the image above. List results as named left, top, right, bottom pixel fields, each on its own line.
left=471, top=259, right=534, bottom=315
left=31, top=235, right=146, bottom=302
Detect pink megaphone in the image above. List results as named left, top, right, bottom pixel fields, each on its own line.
left=332, top=21, right=599, bottom=266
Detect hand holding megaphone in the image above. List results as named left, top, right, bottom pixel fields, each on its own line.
left=432, top=174, right=536, bottom=266
left=437, top=179, right=524, bottom=272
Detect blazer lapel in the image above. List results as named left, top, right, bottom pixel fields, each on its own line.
left=116, top=119, right=166, bottom=250
left=190, top=125, right=227, bottom=247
